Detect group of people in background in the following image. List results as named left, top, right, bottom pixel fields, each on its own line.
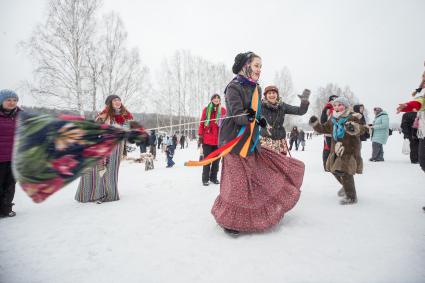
left=1, top=54, right=424, bottom=234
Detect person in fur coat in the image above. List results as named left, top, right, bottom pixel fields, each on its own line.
left=309, top=97, right=365, bottom=205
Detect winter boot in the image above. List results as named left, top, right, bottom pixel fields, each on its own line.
left=203, top=181, right=209, bottom=186
left=337, top=187, right=346, bottom=197
left=7, top=211, right=16, bottom=217
left=339, top=197, right=357, bottom=205
left=210, top=179, right=220, bottom=185
left=223, top=228, right=240, bottom=237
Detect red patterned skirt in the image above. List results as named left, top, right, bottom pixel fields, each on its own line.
left=211, top=147, right=304, bottom=232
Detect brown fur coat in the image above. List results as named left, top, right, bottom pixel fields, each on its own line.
left=310, top=110, right=365, bottom=175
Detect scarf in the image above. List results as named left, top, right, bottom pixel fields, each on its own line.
left=204, top=103, right=221, bottom=126
left=331, top=114, right=352, bottom=141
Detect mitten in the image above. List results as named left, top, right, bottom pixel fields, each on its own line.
left=297, top=89, right=311, bottom=101
left=246, top=108, right=256, bottom=122
left=257, top=117, right=268, bottom=128
left=309, top=116, right=318, bottom=125
left=335, top=142, right=345, bottom=157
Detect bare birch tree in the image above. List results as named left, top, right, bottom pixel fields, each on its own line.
left=98, top=12, right=150, bottom=111
left=23, top=0, right=100, bottom=111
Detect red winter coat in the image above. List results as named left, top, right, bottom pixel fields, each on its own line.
left=0, top=107, right=21, bottom=162
left=198, top=106, right=226, bottom=146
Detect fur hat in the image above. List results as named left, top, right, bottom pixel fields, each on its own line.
left=105, top=94, right=121, bottom=105
left=333, top=96, right=350, bottom=108
left=0, top=89, right=19, bottom=104
left=264, top=85, right=279, bottom=96
left=232, top=51, right=253, bottom=74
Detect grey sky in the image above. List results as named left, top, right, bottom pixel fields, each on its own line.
left=1, top=0, right=424, bottom=122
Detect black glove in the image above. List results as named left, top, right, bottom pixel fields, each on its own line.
left=246, top=108, right=256, bottom=122
left=416, top=87, right=422, bottom=93
left=257, top=117, right=267, bottom=128
left=345, top=122, right=355, bottom=132
left=309, top=116, right=318, bottom=124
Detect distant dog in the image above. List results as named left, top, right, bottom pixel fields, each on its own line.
left=128, top=153, right=154, bottom=171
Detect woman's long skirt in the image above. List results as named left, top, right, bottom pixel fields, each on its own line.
left=75, top=143, right=123, bottom=202
left=211, top=147, right=304, bottom=232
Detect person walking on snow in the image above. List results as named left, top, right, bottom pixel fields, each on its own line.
left=289, top=126, right=299, bottom=151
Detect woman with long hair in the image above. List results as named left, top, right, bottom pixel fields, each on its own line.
left=211, top=52, right=304, bottom=236
left=75, top=95, right=133, bottom=203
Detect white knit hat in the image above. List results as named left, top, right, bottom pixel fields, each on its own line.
left=332, top=96, right=350, bottom=107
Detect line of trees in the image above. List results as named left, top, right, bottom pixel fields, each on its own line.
left=20, top=0, right=364, bottom=135
left=21, top=0, right=150, bottom=113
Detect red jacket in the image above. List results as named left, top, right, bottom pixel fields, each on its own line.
left=198, top=106, right=226, bottom=146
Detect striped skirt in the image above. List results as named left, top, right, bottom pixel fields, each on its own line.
left=75, top=143, right=123, bottom=203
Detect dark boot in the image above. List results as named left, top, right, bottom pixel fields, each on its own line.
left=223, top=228, right=240, bottom=237
left=339, top=197, right=358, bottom=205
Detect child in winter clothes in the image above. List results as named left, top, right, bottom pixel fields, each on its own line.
left=320, top=95, right=339, bottom=170
left=309, top=97, right=365, bottom=205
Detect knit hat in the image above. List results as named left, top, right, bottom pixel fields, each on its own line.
left=0, top=89, right=19, bottom=104
left=210, top=93, right=221, bottom=101
left=333, top=96, right=350, bottom=108
left=232, top=51, right=254, bottom=74
left=373, top=107, right=383, bottom=113
left=105, top=94, right=121, bottom=105
left=264, top=85, right=279, bottom=96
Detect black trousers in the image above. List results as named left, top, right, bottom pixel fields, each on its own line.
left=202, top=144, right=220, bottom=182
left=289, top=138, right=298, bottom=150
left=419, top=138, right=425, bottom=172
left=409, top=138, right=419, bottom=163
left=0, top=162, right=16, bottom=215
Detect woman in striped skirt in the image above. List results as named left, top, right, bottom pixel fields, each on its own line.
left=75, top=95, right=133, bottom=203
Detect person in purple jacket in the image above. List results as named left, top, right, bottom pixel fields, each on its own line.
left=0, top=90, right=21, bottom=217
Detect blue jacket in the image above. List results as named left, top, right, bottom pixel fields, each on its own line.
left=372, top=111, right=389, bottom=144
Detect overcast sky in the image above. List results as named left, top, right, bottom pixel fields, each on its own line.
left=1, top=0, right=424, bottom=122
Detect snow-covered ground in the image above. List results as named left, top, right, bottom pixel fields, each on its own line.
left=1, top=133, right=424, bottom=283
